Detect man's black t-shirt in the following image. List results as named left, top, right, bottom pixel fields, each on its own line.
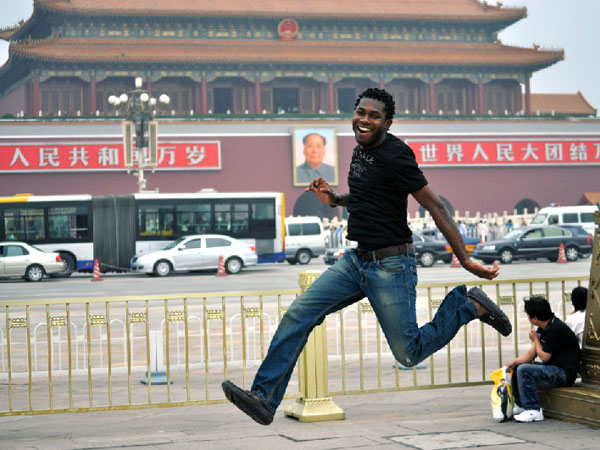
left=346, top=133, right=428, bottom=247
left=538, top=315, right=581, bottom=384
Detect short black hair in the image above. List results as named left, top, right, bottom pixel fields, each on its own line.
left=302, top=132, right=326, bottom=146
left=524, top=295, right=553, bottom=321
left=571, top=286, right=588, bottom=312
left=354, top=88, right=395, bottom=120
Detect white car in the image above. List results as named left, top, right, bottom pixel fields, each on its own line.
left=130, top=234, right=258, bottom=276
left=0, top=241, right=65, bottom=282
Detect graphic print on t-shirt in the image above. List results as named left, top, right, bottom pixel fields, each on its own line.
left=350, top=149, right=374, bottom=178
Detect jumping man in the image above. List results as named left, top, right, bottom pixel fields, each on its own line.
left=222, top=88, right=511, bottom=425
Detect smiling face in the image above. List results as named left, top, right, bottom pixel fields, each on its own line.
left=352, top=97, right=392, bottom=149
left=303, top=133, right=327, bottom=169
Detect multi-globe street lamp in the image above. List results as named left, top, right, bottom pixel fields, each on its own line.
left=108, top=77, right=170, bottom=192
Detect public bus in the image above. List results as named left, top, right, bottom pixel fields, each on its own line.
left=0, top=191, right=286, bottom=275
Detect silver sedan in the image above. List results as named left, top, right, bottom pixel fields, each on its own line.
left=0, top=241, right=65, bottom=281
left=130, top=234, right=258, bottom=276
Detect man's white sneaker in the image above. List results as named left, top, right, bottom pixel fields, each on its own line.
left=512, top=404, right=525, bottom=415
left=514, top=409, right=544, bottom=422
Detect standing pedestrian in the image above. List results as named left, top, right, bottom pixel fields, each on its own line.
left=222, top=88, right=511, bottom=425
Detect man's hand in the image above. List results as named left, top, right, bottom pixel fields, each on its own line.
left=305, top=177, right=334, bottom=206
left=462, top=259, right=500, bottom=280
left=528, top=329, right=539, bottom=343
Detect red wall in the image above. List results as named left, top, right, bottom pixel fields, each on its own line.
left=0, top=132, right=598, bottom=216
left=0, top=84, right=26, bottom=116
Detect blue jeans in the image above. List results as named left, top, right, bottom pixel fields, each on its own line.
left=512, top=362, right=569, bottom=410
left=251, top=249, right=478, bottom=413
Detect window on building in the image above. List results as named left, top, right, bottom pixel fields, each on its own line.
left=337, top=88, right=356, bottom=113
left=273, top=88, right=299, bottom=113
left=214, top=88, right=233, bottom=113
left=41, top=86, right=84, bottom=115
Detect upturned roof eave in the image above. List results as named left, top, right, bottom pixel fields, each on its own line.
left=9, top=37, right=564, bottom=68
left=6, top=52, right=564, bottom=71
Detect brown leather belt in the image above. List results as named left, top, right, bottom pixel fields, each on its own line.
left=355, top=244, right=415, bottom=262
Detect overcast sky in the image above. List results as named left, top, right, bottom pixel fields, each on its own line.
left=0, top=0, right=598, bottom=115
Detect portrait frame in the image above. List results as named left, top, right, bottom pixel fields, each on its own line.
left=291, top=126, right=338, bottom=187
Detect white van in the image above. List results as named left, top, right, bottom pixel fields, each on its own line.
left=531, top=206, right=598, bottom=235
left=284, top=216, right=327, bottom=264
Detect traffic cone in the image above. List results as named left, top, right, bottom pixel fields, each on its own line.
left=215, top=255, right=228, bottom=277
left=450, top=253, right=461, bottom=268
left=557, top=243, right=568, bottom=264
left=91, top=259, right=103, bottom=281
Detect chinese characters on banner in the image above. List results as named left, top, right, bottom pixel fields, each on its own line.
left=0, top=141, right=221, bottom=172
left=406, top=139, right=600, bottom=166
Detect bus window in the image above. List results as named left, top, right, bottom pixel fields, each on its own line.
left=138, top=204, right=174, bottom=237
left=215, top=203, right=232, bottom=232
left=49, top=206, right=89, bottom=239
left=232, top=203, right=249, bottom=235
left=250, top=201, right=276, bottom=239
left=4, top=208, right=45, bottom=241
left=175, top=203, right=212, bottom=234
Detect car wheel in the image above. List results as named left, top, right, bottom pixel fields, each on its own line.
left=296, top=250, right=311, bottom=265
left=154, top=260, right=172, bottom=277
left=25, top=264, right=44, bottom=282
left=225, top=257, right=243, bottom=274
left=50, top=253, right=75, bottom=278
left=419, top=251, right=435, bottom=267
left=500, top=249, right=513, bottom=264
left=565, top=246, right=579, bottom=262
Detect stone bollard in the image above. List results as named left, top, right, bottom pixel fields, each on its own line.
left=581, top=211, right=600, bottom=385
left=539, top=211, right=600, bottom=427
left=284, top=270, right=345, bottom=422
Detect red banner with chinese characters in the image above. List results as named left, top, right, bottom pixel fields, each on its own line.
left=405, top=138, right=600, bottom=166
left=0, top=140, right=221, bottom=172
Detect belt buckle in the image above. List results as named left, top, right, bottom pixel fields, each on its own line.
left=358, top=249, right=375, bottom=261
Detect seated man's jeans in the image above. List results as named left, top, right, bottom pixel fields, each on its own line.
left=512, top=362, right=569, bottom=410
left=251, top=249, right=478, bottom=413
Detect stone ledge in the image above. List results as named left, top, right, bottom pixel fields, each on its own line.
left=538, top=383, right=600, bottom=428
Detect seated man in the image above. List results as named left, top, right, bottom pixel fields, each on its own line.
left=565, top=286, right=587, bottom=348
left=505, top=296, right=580, bottom=422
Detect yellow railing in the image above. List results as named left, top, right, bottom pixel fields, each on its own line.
left=0, top=276, right=587, bottom=416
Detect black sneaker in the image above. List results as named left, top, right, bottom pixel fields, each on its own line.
left=467, top=287, right=512, bottom=337
left=221, top=380, right=274, bottom=425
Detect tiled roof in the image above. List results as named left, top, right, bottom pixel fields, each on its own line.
left=525, top=92, right=597, bottom=116
left=0, top=26, right=20, bottom=41
left=579, top=192, right=600, bottom=206
left=12, top=38, right=563, bottom=67
left=36, top=0, right=526, bottom=21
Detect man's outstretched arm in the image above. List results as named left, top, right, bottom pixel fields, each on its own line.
left=412, top=185, right=499, bottom=280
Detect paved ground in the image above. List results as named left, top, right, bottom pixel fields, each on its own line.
left=1, top=384, right=598, bottom=449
